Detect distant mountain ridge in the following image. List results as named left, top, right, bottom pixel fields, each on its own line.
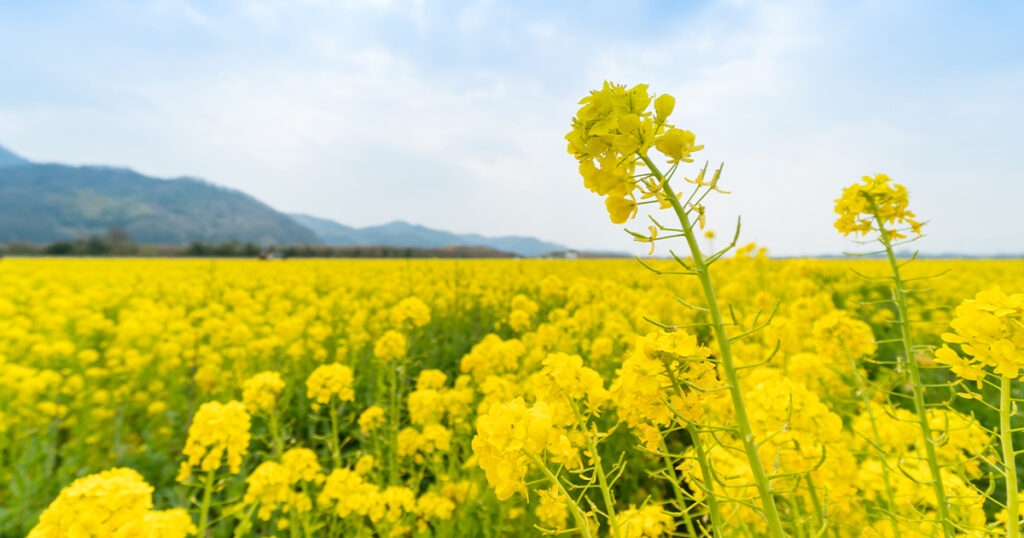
left=0, top=146, right=319, bottom=246
left=0, top=146, right=29, bottom=168
left=290, top=214, right=568, bottom=257
left=0, top=145, right=573, bottom=255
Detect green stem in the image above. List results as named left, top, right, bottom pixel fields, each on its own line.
left=388, top=363, right=400, bottom=485
left=528, top=452, right=593, bottom=538
left=270, top=406, right=283, bottom=458
left=658, top=437, right=699, bottom=538
left=570, top=400, right=620, bottom=537
left=1001, top=375, right=1019, bottom=538
left=874, top=213, right=953, bottom=538
left=585, top=428, right=620, bottom=538
left=803, top=473, right=825, bottom=534
left=641, top=154, right=786, bottom=538
left=659, top=355, right=723, bottom=536
left=687, top=424, right=725, bottom=537
left=197, top=469, right=217, bottom=536
left=329, top=401, right=342, bottom=468
left=842, top=345, right=901, bottom=538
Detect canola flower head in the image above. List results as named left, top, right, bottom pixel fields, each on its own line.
left=535, top=485, right=569, bottom=532
left=616, top=504, right=675, bottom=538
left=281, top=447, right=324, bottom=484
left=117, top=509, right=197, bottom=538
left=369, top=486, right=417, bottom=524
left=414, top=491, right=456, bottom=528
left=317, top=468, right=379, bottom=519
left=179, top=400, right=251, bottom=477
left=358, top=405, right=386, bottom=433
left=354, top=454, right=376, bottom=475
left=812, top=310, right=877, bottom=361
left=416, top=369, right=448, bottom=390
left=566, top=81, right=702, bottom=224
left=834, top=173, right=923, bottom=239
left=29, top=468, right=196, bottom=538
left=243, top=461, right=296, bottom=521
left=389, top=296, right=431, bottom=330
left=241, top=370, right=285, bottom=414
left=374, top=330, right=408, bottom=362
left=306, top=363, right=355, bottom=411
left=936, top=287, right=1024, bottom=380
left=612, top=332, right=717, bottom=430
left=472, top=397, right=581, bottom=500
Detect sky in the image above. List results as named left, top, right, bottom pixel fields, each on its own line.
left=0, top=0, right=1022, bottom=256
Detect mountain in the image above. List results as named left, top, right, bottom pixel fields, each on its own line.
left=289, top=214, right=359, bottom=245
left=0, top=146, right=319, bottom=246
left=290, top=214, right=567, bottom=257
left=0, top=145, right=29, bottom=168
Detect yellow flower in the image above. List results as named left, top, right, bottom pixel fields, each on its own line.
left=567, top=82, right=695, bottom=224
left=317, top=468, right=379, bottom=519
left=415, top=491, right=456, bottom=524
left=605, top=192, right=638, bottom=224
left=354, top=454, right=376, bottom=475
left=654, top=128, right=702, bottom=164
left=416, top=369, right=447, bottom=390
left=536, top=485, right=569, bottom=532
left=29, top=468, right=195, bottom=538
left=369, top=486, right=416, bottom=523
left=306, top=363, right=355, bottom=411
left=359, top=405, right=386, bottom=433
left=389, top=297, right=431, bottom=329
left=653, top=94, right=675, bottom=121
left=243, top=461, right=294, bottom=521
left=937, top=287, right=1024, bottom=380
left=834, top=173, right=923, bottom=238
left=812, top=310, right=877, bottom=361
left=241, top=371, right=285, bottom=414
left=616, top=505, right=675, bottom=537
left=472, top=398, right=580, bottom=500
left=373, top=330, right=407, bottom=362
left=281, top=447, right=324, bottom=483
left=180, top=400, right=251, bottom=476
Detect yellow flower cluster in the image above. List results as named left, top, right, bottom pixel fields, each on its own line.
left=459, top=333, right=525, bottom=381
left=397, top=424, right=452, bottom=463
left=358, top=405, right=386, bottom=433
left=179, top=400, right=251, bottom=478
left=243, top=448, right=323, bottom=521
left=472, top=397, right=579, bottom=500
left=612, top=332, right=718, bottom=433
left=316, top=466, right=453, bottom=531
left=317, top=468, right=379, bottom=519
left=29, top=468, right=195, bottom=538
left=834, top=173, right=923, bottom=238
left=241, top=371, right=285, bottom=414
left=373, top=330, right=408, bottom=362
left=389, top=297, right=431, bottom=330
left=812, top=310, right=877, bottom=361
left=566, top=81, right=702, bottom=223
left=937, top=287, right=1024, bottom=380
left=305, top=363, right=355, bottom=411
left=616, top=505, right=675, bottom=538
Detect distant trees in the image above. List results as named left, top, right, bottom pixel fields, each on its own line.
left=2, top=239, right=517, bottom=258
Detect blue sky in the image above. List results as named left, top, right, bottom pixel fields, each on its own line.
left=1, top=0, right=1021, bottom=255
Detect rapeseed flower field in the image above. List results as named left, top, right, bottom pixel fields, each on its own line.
left=4, top=82, right=1024, bottom=536
left=3, top=255, right=1022, bottom=536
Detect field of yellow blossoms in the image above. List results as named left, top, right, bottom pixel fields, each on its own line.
left=3, top=81, right=1024, bottom=537
left=0, top=256, right=1020, bottom=537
